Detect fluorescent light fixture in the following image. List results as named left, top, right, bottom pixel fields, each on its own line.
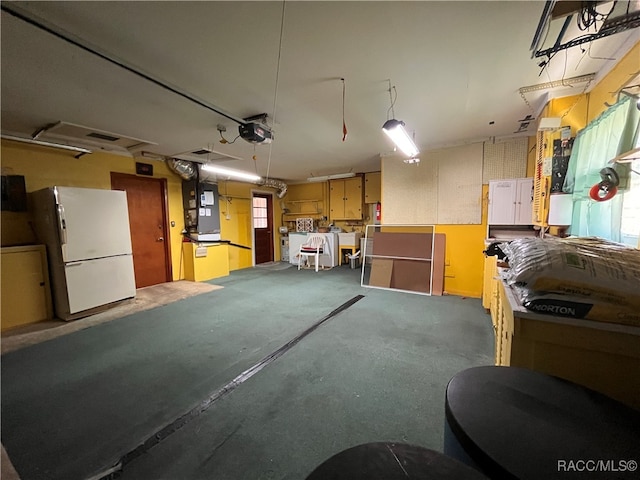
left=537, top=117, right=562, bottom=131
left=306, top=172, right=356, bottom=183
left=200, top=164, right=261, bottom=181
left=382, top=119, right=419, bottom=157
left=1, top=134, right=92, bottom=154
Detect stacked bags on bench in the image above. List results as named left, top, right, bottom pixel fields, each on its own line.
left=500, top=237, right=640, bottom=327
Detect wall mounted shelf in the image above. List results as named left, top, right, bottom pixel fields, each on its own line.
left=283, top=199, right=322, bottom=216
left=609, top=147, right=640, bottom=164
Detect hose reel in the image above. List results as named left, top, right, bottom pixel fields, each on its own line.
left=589, top=167, right=619, bottom=202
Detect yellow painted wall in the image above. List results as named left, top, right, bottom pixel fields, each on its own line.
left=587, top=42, right=640, bottom=122
left=543, top=41, right=640, bottom=127
left=217, top=180, right=284, bottom=270
left=182, top=243, right=230, bottom=281
left=1, top=139, right=186, bottom=280
left=0, top=140, right=283, bottom=278
left=435, top=185, right=489, bottom=298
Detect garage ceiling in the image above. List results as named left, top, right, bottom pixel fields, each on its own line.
left=2, top=1, right=639, bottom=182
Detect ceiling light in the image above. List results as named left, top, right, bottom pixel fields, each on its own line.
left=382, top=119, right=419, bottom=157
left=200, top=164, right=261, bottom=182
left=403, top=157, right=420, bottom=164
left=1, top=134, right=92, bottom=156
left=307, top=172, right=356, bottom=183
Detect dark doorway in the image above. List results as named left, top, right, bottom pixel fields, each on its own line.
left=111, top=173, right=172, bottom=288
left=252, top=193, right=274, bottom=265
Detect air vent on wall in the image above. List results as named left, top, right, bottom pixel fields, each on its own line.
left=172, top=146, right=244, bottom=164
left=33, top=121, right=156, bottom=152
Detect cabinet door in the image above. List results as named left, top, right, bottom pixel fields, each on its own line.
left=515, top=178, right=534, bottom=225
left=488, top=180, right=517, bottom=224
left=330, top=178, right=363, bottom=220
left=364, top=172, right=381, bottom=204
left=343, top=177, right=362, bottom=219
left=1, top=248, right=51, bottom=330
left=329, top=180, right=345, bottom=219
left=482, top=255, right=497, bottom=309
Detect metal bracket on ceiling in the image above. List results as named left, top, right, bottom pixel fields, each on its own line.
left=533, top=10, right=640, bottom=58
left=530, top=0, right=640, bottom=59
left=530, top=0, right=556, bottom=58
left=243, top=113, right=270, bottom=125
left=31, top=123, right=57, bottom=140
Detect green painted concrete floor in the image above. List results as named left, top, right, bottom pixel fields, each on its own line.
left=1, top=265, right=494, bottom=480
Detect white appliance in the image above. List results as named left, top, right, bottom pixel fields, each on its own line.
left=288, top=232, right=338, bottom=268
left=280, top=236, right=289, bottom=262
left=548, top=193, right=574, bottom=226
left=31, top=186, right=136, bottom=320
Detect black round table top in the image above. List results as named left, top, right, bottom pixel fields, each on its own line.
left=446, top=366, right=640, bottom=480
left=305, top=442, right=488, bottom=480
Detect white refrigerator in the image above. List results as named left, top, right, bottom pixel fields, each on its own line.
left=31, top=186, right=137, bottom=320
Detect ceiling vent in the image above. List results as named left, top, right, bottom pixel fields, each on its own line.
left=33, top=121, right=156, bottom=153
left=172, top=146, right=244, bottom=164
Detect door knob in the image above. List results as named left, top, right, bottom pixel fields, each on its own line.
left=157, top=237, right=164, bottom=242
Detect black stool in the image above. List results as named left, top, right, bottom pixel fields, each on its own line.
left=305, top=442, right=488, bottom=479
left=445, top=366, right=640, bottom=479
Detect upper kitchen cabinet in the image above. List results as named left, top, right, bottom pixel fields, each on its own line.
left=364, top=172, right=381, bottom=204
left=488, top=178, right=534, bottom=225
left=330, top=177, right=363, bottom=220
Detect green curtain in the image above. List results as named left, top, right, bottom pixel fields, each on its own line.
left=562, top=95, right=640, bottom=241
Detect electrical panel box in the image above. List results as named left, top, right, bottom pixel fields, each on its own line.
left=182, top=180, right=221, bottom=240
left=551, top=138, right=574, bottom=193
left=1, top=175, right=27, bottom=212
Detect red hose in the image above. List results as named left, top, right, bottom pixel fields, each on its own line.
left=589, top=183, right=617, bottom=202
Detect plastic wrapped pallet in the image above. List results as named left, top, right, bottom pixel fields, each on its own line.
left=513, top=286, right=640, bottom=327
left=501, top=237, right=640, bottom=309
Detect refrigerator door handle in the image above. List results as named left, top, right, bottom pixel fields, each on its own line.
left=57, top=204, right=68, bottom=245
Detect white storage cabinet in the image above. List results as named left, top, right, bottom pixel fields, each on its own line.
left=488, top=178, right=533, bottom=225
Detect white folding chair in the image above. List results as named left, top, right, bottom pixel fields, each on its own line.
left=298, top=233, right=326, bottom=272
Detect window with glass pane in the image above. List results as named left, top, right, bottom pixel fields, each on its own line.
left=253, top=197, right=268, bottom=229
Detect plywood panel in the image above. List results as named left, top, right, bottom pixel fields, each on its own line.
left=372, top=231, right=432, bottom=259
left=436, top=143, right=483, bottom=224
left=382, top=154, right=437, bottom=224
left=431, top=233, right=446, bottom=296
left=391, top=259, right=431, bottom=293
left=369, top=258, right=393, bottom=288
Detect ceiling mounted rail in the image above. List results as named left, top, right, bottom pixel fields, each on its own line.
left=531, top=0, right=640, bottom=59
left=1, top=3, right=247, bottom=126
left=534, top=11, right=640, bottom=57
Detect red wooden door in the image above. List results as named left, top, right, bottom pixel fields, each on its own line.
left=253, top=193, right=274, bottom=264
left=111, top=173, right=171, bottom=288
